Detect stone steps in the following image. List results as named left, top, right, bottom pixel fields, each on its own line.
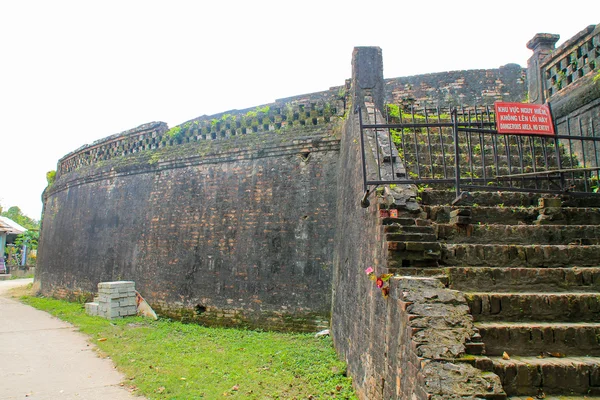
left=405, top=165, right=569, bottom=180
left=383, top=224, right=434, bottom=234
left=469, top=355, right=600, bottom=396
left=425, top=205, right=600, bottom=225
left=509, top=397, right=600, bottom=400
left=436, top=224, right=600, bottom=245
left=387, top=241, right=442, bottom=267
left=447, top=267, right=600, bottom=292
left=475, top=321, right=600, bottom=357
left=386, top=232, right=437, bottom=242
left=420, top=190, right=600, bottom=208
left=380, top=188, right=600, bottom=396
left=398, top=141, right=565, bottom=156
left=465, top=292, right=600, bottom=322
left=380, top=216, right=430, bottom=226
left=442, top=243, right=600, bottom=267
left=412, top=189, right=600, bottom=397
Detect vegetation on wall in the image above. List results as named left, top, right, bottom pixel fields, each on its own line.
left=46, top=170, right=56, bottom=186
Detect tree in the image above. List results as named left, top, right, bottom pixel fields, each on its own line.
left=14, top=230, right=39, bottom=251
left=1, top=206, right=40, bottom=230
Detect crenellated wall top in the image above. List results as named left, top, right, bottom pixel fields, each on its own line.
left=56, top=86, right=348, bottom=177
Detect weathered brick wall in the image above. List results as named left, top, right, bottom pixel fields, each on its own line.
left=38, top=129, right=340, bottom=332
left=332, top=47, right=504, bottom=400
left=331, top=47, right=411, bottom=399
left=384, top=64, right=527, bottom=108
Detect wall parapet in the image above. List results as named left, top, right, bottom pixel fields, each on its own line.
left=47, top=131, right=340, bottom=198
left=56, top=89, right=347, bottom=177
left=527, top=23, right=600, bottom=105
left=541, top=24, right=599, bottom=100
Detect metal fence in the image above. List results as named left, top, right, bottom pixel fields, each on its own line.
left=358, top=104, right=600, bottom=204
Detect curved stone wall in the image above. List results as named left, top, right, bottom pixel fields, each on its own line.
left=39, top=99, right=343, bottom=331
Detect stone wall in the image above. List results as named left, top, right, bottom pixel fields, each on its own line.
left=527, top=24, right=600, bottom=168
left=331, top=48, right=504, bottom=400
left=384, top=64, right=527, bottom=108
left=39, top=124, right=341, bottom=332
left=57, top=91, right=346, bottom=177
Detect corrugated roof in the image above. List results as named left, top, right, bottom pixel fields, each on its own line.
left=0, top=216, right=27, bottom=235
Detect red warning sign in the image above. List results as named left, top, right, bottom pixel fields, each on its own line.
left=494, top=102, right=555, bottom=136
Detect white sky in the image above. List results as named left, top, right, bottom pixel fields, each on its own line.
left=1, top=0, right=598, bottom=220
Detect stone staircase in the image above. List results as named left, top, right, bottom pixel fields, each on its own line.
left=419, top=189, right=600, bottom=398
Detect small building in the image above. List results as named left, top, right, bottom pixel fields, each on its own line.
left=0, top=216, right=27, bottom=272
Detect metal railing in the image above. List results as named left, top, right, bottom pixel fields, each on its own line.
left=358, top=104, right=600, bottom=205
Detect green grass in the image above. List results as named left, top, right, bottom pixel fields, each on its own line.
left=10, top=273, right=35, bottom=280
left=20, top=296, right=355, bottom=400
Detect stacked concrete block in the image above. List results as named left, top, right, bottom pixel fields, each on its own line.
left=85, top=281, right=137, bottom=319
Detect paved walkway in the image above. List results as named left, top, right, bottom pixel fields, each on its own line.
left=0, top=279, right=142, bottom=400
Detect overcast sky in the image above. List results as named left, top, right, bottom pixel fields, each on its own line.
left=1, top=0, right=598, bottom=220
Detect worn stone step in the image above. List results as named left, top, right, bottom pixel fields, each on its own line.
left=386, top=232, right=437, bottom=242
left=436, top=224, right=600, bottom=245
left=465, top=292, right=600, bottom=322
left=406, top=165, right=548, bottom=180
left=383, top=225, right=434, bottom=234
left=427, top=205, right=600, bottom=226
left=472, top=355, right=600, bottom=396
left=447, top=267, right=600, bottom=292
left=412, top=155, right=562, bottom=173
left=508, top=396, right=600, bottom=400
left=421, top=190, right=542, bottom=207
left=402, top=141, right=558, bottom=156
left=426, top=205, right=538, bottom=225
left=388, top=241, right=442, bottom=254
left=475, top=321, right=600, bottom=357
left=380, top=216, right=417, bottom=226
left=385, top=267, right=446, bottom=278
left=387, top=241, right=442, bottom=266
left=509, top=397, right=600, bottom=400
left=420, top=190, right=600, bottom=208
left=442, top=244, right=600, bottom=267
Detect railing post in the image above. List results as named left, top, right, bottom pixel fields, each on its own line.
left=452, top=109, right=461, bottom=198
left=357, top=105, right=369, bottom=195
left=526, top=33, right=560, bottom=104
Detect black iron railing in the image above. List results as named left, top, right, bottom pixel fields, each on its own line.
left=358, top=104, right=600, bottom=205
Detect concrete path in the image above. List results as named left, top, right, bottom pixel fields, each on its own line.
left=0, top=279, right=142, bottom=400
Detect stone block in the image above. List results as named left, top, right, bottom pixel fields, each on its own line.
left=450, top=208, right=471, bottom=217
left=539, top=197, right=562, bottom=208
left=449, top=215, right=471, bottom=225
left=85, top=302, right=99, bottom=316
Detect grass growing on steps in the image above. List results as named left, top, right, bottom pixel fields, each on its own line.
left=19, top=295, right=356, bottom=400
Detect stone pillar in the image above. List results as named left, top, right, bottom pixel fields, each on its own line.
left=526, top=33, right=560, bottom=104
left=352, top=47, right=384, bottom=112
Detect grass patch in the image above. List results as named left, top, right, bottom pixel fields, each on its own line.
left=10, top=273, right=35, bottom=280
left=19, top=295, right=356, bottom=399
